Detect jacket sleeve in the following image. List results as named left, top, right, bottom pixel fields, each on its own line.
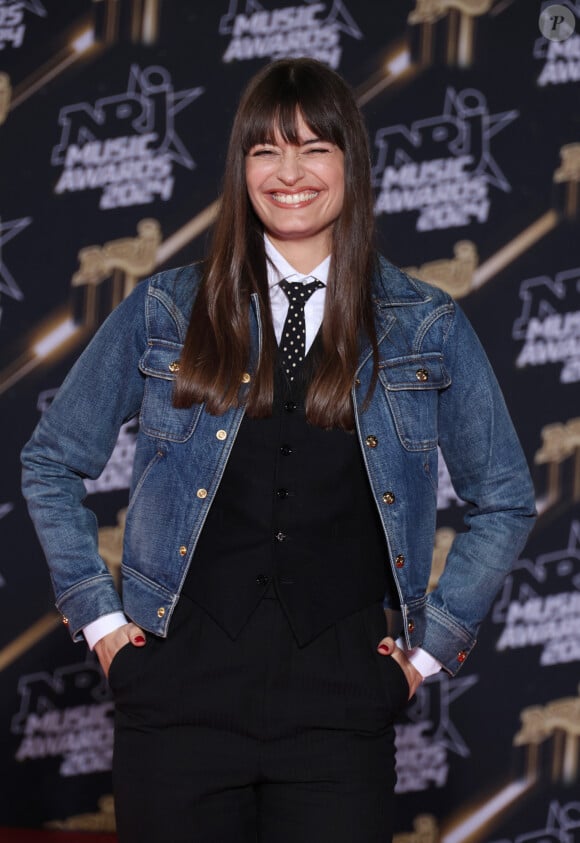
left=422, top=301, right=537, bottom=673
left=21, top=279, right=150, bottom=642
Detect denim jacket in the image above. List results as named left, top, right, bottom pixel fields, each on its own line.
left=21, top=256, right=536, bottom=675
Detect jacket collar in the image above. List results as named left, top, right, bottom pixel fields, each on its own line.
left=371, top=255, right=433, bottom=308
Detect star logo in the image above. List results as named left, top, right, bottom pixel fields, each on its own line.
left=0, top=216, right=32, bottom=306
left=51, top=64, right=203, bottom=171
left=372, top=86, right=518, bottom=191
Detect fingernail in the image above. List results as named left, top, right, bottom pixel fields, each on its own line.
left=134, top=635, right=146, bottom=644
left=378, top=644, right=391, bottom=655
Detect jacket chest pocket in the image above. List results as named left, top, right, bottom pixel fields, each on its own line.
left=139, top=342, right=202, bottom=442
left=378, top=354, right=450, bottom=452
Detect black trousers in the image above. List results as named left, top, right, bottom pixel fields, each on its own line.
left=109, top=593, right=409, bottom=843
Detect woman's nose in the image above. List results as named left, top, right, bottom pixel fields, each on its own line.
left=276, top=151, right=304, bottom=184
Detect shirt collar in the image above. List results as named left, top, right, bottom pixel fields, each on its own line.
left=264, top=235, right=330, bottom=289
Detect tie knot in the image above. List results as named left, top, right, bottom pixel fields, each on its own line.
left=280, top=277, right=324, bottom=304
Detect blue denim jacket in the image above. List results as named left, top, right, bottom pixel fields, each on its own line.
left=21, top=256, right=536, bottom=675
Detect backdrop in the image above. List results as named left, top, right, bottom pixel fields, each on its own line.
left=1, top=0, right=579, bottom=836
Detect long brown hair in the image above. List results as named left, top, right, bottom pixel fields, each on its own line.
left=173, top=58, right=378, bottom=429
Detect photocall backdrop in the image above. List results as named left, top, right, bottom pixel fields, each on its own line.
left=0, top=0, right=579, bottom=836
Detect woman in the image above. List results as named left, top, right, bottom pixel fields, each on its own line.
left=22, top=58, right=536, bottom=842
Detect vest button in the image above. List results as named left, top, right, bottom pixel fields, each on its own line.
left=382, top=491, right=395, bottom=505
left=395, top=554, right=405, bottom=568
left=280, top=444, right=293, bottom=456
left=284, top=401, right=297, bottom=412
left=365, top=435, right=378, bottom=448
left=256, top=574, right=269, bottom=586
left=276, top=488, right=288, bottom=499
left=275, top=531, right=287, bottom=542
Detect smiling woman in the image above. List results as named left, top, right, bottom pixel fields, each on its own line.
left=21, top=57, right=536, bottom=843
left=245, top=116, right=345, bottom=270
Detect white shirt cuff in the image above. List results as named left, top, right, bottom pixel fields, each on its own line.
left=83, top=612, right=129, bottom=650
left=396, top=638, right=443, bottom=678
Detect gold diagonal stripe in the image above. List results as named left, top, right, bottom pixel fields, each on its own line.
left=0, top=612, right=61, bottom=672
left=472, top=210, right=559, bottom=288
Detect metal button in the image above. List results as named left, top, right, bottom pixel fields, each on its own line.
left=284, top=401, right=297, bottom=412
left=355, top=378, right=361, bottom=386
left=168, top=360, right=180, bottom=373
left=457, top=650, right=467, bottom=663
left=276, top=488, right=288, bottom=499
left=241, top=372, right=251, bottom=383
left=196, top=488, right=207, bottom=499
left=179, top=545, right=187, bottom=556
left=62, top=616, right=69, bottom=626
left=382, top=491, right=395, bottom=505
left=216, top=429, right=227, bottom=441
left=275, top=531, right=287, bottom=542
left=157, top=607, right=166, bottom=618
left=280, top=444, right=293, bottom=456
left=395, top=554, right=405, bottom=568
left=416, top=368, right=429, bottom=382
left=407, top=619, right=415, bottom=633
left=256, top=574, right=269, bottom=586
left=365, top=435, right=378, bottom=448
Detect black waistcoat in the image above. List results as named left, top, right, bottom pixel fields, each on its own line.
left=182, top=337, right=396, bottom=645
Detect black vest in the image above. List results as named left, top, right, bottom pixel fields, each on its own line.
left=182, top=338, right=396, bottom=644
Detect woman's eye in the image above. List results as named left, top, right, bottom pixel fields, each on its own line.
left=250, top=148, right=277, bottom=157
left=304, top=146, right=331, bottom=155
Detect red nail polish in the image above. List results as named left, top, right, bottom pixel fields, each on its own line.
left=378, top=644, right=391, bottom=655
left=134, top=635, right=145, bottom=644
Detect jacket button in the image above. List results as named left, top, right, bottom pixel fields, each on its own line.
left=382, top=491, right=395, bottom=504
left=157, top=607, right=166, bottom=618
left=365, top=435, right=378, bottom=448
left=457, top=650, right=467, bottom=663
left=276, top=488, right=288, bottom=499
left=395, top=554, right=405, bottom=568
left=62, top=616, right=69, bottom=626
left=179, top=545, right=187, bottom=556
left=241, top=372, right=251, bottom=383
left=416, top=368, right=429, bottom=382
left=355, top=378, right=361, bottom=386
left=168, top=360, right=180, bottom=373
left=216, top=429, right=227, bottom=440
left=256, top=574, right=269, bottom=586
left=275, top=531, right=287, bottom=542
left=196, top=488, right=207, bottom=499
left=407, top=619, right=415, bottom=633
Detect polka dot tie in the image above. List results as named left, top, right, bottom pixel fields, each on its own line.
left=279, top=278, right=324, bottom=381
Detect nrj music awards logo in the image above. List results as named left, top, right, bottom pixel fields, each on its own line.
left=219, top=0, right=363, bottom=68
left=395, top=671, right=478, bottom=793
left=0, top=0, right=46, bottom=50
left=512, top=266, right=580, bottom=384
left=535, top=1, right=580, bottom=86
left=51, top=65, right=203, bottom=211
left=12, top=661, right=113, bottom=777
left=492, top=521, right=580, bottom=666
left=490, top=801, right=580, bottom=843
left=372, top=88, right=518, bottom=232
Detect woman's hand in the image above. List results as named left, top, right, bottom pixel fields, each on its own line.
left=94, top=623, right=147, bottom=679
left=377, top=636, right=423, bottom=700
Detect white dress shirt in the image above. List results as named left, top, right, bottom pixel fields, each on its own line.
left=85, top=236, right=442, bottom=679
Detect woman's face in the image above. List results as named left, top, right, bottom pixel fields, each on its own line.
left=245, top=112, right=345, bottom=259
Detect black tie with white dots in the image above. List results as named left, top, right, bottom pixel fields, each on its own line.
left=278, top=278, right=324, bottom=382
